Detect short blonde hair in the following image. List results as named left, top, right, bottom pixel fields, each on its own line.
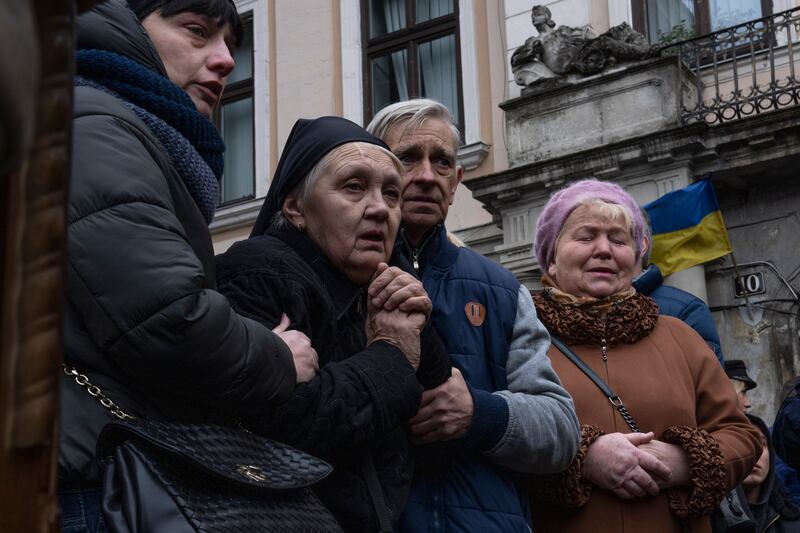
left=553, top=198, right=636, bottom=251
left=579, top=198, right=635, bottom=237
left=730, top=379, right=747, bottom=395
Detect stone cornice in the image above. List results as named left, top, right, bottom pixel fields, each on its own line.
left=465, top=106, right=800, bottom=211
left=458, top=140, right=491, bottom=171
left=502, top=57, right=680, bottom=111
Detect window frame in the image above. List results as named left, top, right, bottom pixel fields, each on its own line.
left=631, top=0, right=773, bottom=41
left=360, top=0, right=464, bottom=135
left=215, top=12, right=256, bottom=208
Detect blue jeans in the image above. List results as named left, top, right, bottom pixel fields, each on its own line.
left=59, top=490, right=107, bottom=533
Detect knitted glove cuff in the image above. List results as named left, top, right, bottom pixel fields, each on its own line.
left=529, top=424, right=604, bottom=508
left=662, top=425, right=727, bottom=518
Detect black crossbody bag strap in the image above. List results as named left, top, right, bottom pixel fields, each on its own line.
left=550, top=335, right=641, bottom=433
left=361, top=452, right=393, bottom=533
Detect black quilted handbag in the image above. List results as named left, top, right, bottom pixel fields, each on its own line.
left=97, top=420, right=342, bottom=532
left=64, top=365, right=342, bottom=533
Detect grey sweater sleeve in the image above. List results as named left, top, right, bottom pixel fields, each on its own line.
left=484, top=286, right=580, bottom=474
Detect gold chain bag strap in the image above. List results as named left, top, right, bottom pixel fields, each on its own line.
left=63, top=364, right=343, bottom=532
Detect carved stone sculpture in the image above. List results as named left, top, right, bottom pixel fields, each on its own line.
left=511, top=5, right=657, bottom=88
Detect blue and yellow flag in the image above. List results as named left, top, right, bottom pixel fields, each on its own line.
left=643, top=179, right=732, bottom=276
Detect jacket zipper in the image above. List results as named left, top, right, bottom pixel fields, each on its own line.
left=357, top=289, right=365, bottom=315
left=600, top=338, right=609, bottom=387
left=763, top=512, right=780, bottom=532
left=600, top=337, right=618, bottom=431
left=405, top=228, right=436, bottom=272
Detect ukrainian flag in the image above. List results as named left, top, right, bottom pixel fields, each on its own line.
left=643, top=179, right=732, bottom=276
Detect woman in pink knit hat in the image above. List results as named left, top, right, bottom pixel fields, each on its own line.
left=528, top=178, right=761, bottom=533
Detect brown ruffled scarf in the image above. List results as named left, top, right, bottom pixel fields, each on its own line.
left=533, top=275, right=659, bottom=346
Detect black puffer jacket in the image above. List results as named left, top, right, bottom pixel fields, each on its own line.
left=216, top=225, right=452, bottom=532
left=60, top=0, right=295, bottom=486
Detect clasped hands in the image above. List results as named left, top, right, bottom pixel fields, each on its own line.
left=582, top=432, right=690, bottom=499
left=275, top=262, right=431, bottom=384
left=366, top=262, right=432, bottom=369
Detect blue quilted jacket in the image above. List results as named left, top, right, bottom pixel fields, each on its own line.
left=397, top=225, right=532, bottom=532
left=634, top=263, right=725, bottom=364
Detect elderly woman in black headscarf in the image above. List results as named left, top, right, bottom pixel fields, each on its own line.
left=215, top=116, right=452, bottom=533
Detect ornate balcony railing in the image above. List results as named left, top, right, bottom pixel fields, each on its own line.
left=672, top=7, right=800, bottom=126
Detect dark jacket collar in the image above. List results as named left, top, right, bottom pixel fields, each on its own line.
left=633, top=263, right=663, bottom=296
left=397, top=224, right=459, bottom=274
left=267, top=225, right=361, bottom=320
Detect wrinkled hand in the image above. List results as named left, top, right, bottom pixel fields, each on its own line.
left=368, top=263, right=431, bottom=318
left=367, top=304, right=426, bottom=369
left=272, top=314, right=318, bottom=383
left=408, top=368, right=473, bottom=443
left=637, top=440, right=690, bottom=489
left=366, top=266, right=427, bottom=369
left=582, top=432, right=672, bottom=499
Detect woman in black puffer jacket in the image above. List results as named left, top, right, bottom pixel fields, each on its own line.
left=60, top=2, right=315, bottom=530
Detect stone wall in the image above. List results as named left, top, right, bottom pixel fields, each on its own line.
left=707, top=174, right=800, bottom=421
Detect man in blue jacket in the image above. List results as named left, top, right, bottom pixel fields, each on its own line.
left=367, top=99, right=579, bottom=532
left=633, top=212, right=725, bottom=365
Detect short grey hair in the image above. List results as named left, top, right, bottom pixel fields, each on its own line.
left=366, top=98, right=461, bottom=151
left=269, top=142, right=403, bottom=230
left=269, top=156, right=326, bottom=230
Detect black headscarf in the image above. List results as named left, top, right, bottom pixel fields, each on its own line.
left=250, top=116, right=390, bottom=237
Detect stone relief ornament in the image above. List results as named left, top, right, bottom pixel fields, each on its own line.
left=511, top=5, right=657, bottom=87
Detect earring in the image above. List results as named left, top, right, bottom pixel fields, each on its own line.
left=297, top=222, right=304, bottom=231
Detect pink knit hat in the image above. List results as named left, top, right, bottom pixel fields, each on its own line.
left=533, top=179, right=645, bottom=270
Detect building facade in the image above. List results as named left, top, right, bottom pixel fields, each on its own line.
left=213, top=0, right=800, bottom=421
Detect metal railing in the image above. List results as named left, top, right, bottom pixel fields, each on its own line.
left=671, top=7, right=800, bottom=126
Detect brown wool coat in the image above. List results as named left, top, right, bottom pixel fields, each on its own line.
left=531, top=316, right=762, bottom=533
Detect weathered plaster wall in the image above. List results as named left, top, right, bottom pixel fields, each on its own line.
left=708, top=176, right=800, bottom=422
left=273, top=1, right=338, bottom=159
